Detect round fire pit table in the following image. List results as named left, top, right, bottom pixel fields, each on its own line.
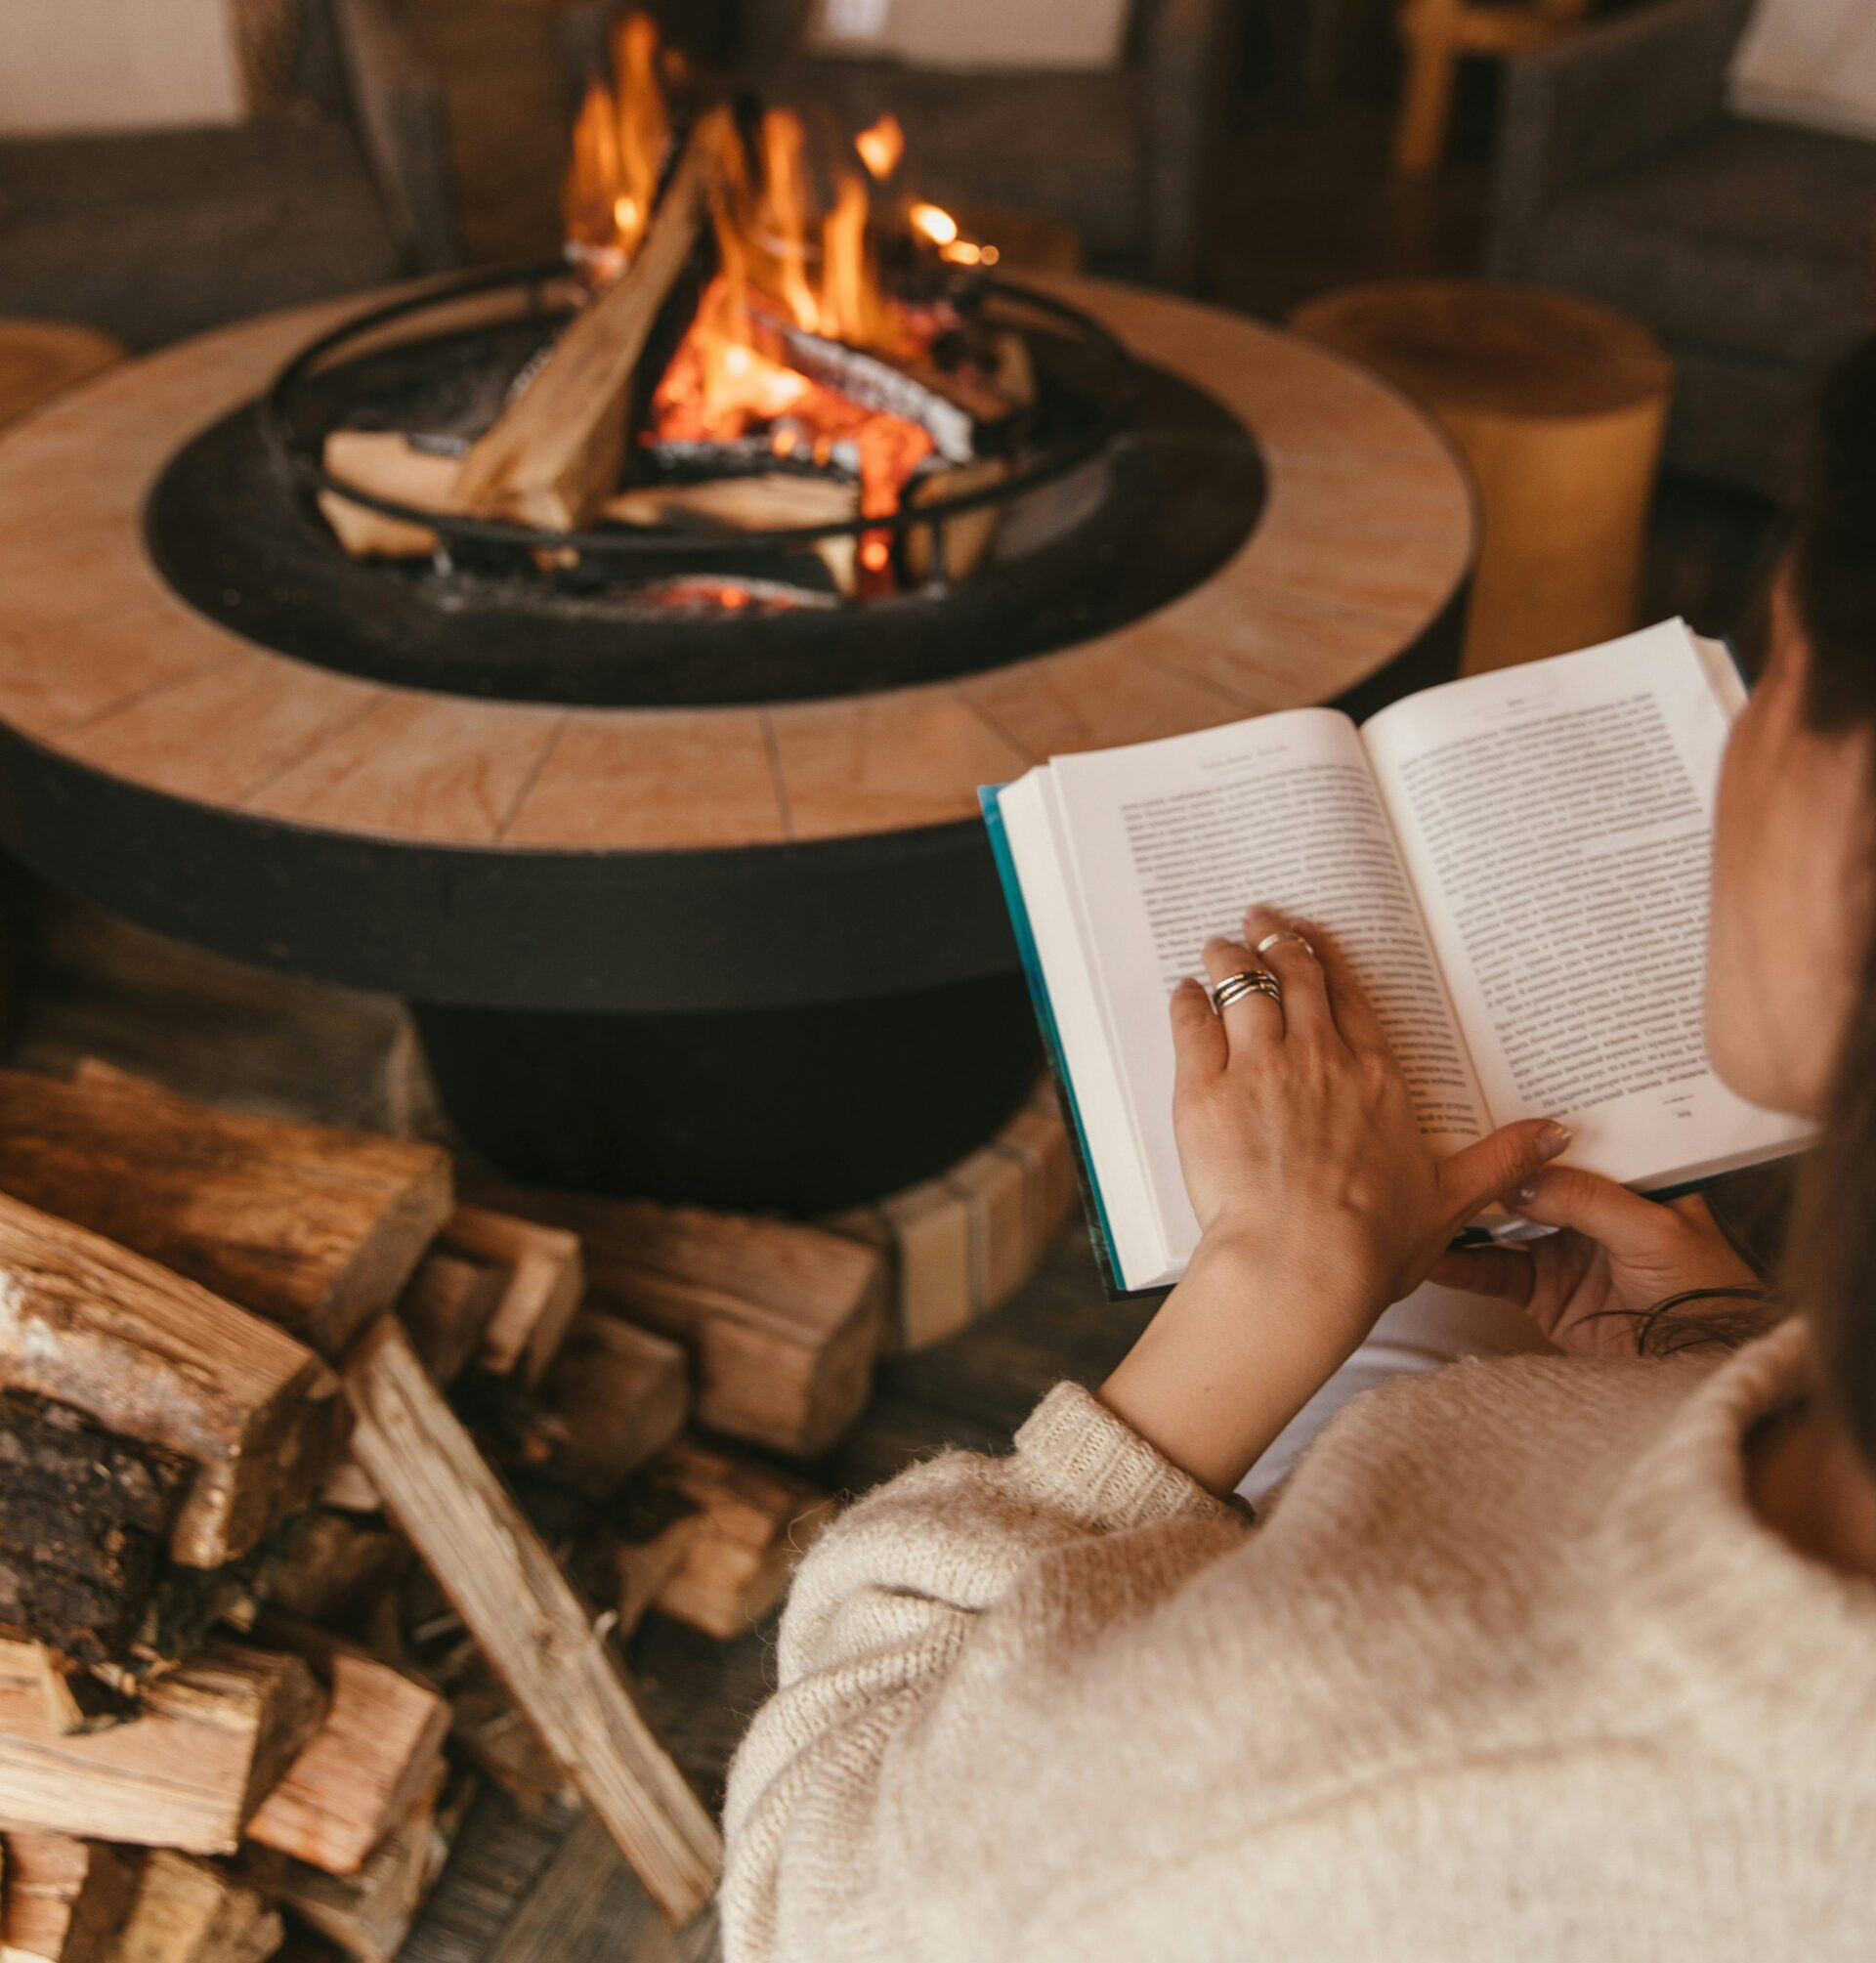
left=0, top=274, right=1474, bottom=1210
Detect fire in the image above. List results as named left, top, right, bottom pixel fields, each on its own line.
left=567, top=13, right=1002, bottom=588
left=563, top=12, right=668, bottom=271
left=853, top=113, right=904, bottom=181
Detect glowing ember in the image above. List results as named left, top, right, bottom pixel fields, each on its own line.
left=853, top=113, right=905, bottom=181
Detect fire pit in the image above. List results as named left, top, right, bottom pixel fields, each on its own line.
left=0, top=29, right=1474, bottom=1209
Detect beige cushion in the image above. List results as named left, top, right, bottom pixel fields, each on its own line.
left=0, top=0, right=247, bottom=137
left=1729, top=0, right=1876, bottom=142
left=808, top=0, right=1132, bottom=71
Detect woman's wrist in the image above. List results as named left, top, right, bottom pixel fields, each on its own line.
left=1096, top=1229, right=1382, bottom=1497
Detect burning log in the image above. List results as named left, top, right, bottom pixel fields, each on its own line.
left=454, top=109, right=731, bottom=533
left=774, top=320, right=1020, bottom=464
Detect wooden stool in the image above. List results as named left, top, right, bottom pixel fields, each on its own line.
left=1393, top=0, right=1592, bottom=175
left=1291, top=279, right=1671, bottom=674
left=0, top=320, right=125, bottom=433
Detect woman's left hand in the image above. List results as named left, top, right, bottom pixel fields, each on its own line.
left=1098, top=905, right=1573, bottom=1495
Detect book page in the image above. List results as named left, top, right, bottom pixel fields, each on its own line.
left=1361, top=621, right=1811, bottom=1184
left=1047, top=707, right=1490, bottom=1277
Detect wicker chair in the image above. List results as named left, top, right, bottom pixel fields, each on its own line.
left=562, top=0, right=1239, bottom=291
left=0, top=0, right=456, bottom=351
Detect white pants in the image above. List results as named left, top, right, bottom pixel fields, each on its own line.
left=1236, top=1280, right=1558, bottom=1509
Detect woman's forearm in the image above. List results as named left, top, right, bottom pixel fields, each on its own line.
left=1097, top=1231, right=1379, bottom=1497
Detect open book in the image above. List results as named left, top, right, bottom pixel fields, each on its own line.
left=982, top=619, right=1814, bottom=1293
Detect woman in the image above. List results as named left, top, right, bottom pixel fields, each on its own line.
left=720, top=341, right=1876, bottom=1959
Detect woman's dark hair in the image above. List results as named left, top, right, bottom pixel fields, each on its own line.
left=1784, top=333, right=1876, bottom=1466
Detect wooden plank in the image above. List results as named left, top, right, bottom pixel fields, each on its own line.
left=539, top=1315, right=688, bottom=1499
left=0, top=1832, right=139, bottom=1963
left=341, top=1321, right=719, bottom=1924
left=109, top=1850, right=280, bottom=1963
left=648, top=1440, right=832, bottom=1643
left=472, top=1184, right=884, bottom=1459
left=243, top=1620, right=450, bottom=1879
left=0, top=1191, right=345, bottom=1568
left=501, top=711, right=789, bottom=851
left=0, top=1067, right=452, bottom=1359
left=0, top=1644, right=324, bottom=1856
left=437, top=1209, right=583, bottom=1389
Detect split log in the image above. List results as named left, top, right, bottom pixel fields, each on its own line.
left=263, top=1516, right=408, bottom=1629
left=0, top=1644, right=325, bottom=1856
left=538, top=1314, right=688, bottom=1499
left=643, top=1440, right=832, bottom=1642
left=903, top=456, right=1009, bottom=586
left=242, top=1620, right=449, bottom=1879
left=392, top=1253, right=506, bottom=1392
left=468, top=1184, right=884, bottom=1458
left=0, top=1069, right=453, bottom=1357
left=436, top=1209, right=582, bottom=1389
left=603, top=476, right=860, bottom=595
left=0, top=1833, right=139, bottom=1963
left=0, top=1193, right=346, bottom=1569
left=601, top=1489, right=704, bottom=1643
left=316, top=434, right=461, bottom=561
left=0, top=1644, right=111, bottom=1743
left=0, top=1395, right=188, bottom=1668
left=773, top=322, right=1015, bottom=463
left=446, top=1669, right=569, bottom=1813
left=277, top=1766, right=468, bottom=1963
left=454, top=109, right=729, bottom=532
left=108, top=1852, right=279, bottom=1963
left=341, top=1319, right=719, bottom=1924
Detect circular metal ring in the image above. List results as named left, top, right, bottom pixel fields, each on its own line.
left=1255, top=930, right=1315, bottom=959
left=1211, top=968, right=1281, bottom=1013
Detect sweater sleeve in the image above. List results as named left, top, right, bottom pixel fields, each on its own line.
left=719, top=1381, right=1248, bottom=1961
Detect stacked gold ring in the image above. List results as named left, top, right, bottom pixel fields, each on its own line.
left=1210, top=968, right=1282, bottom=1013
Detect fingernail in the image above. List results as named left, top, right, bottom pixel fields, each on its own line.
left=1537, top=1123, right=1572, bottom=1161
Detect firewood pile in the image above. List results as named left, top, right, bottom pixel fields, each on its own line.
left=0, top=1059, right=908, bottom=1955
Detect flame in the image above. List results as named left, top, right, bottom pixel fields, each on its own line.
left=560, top=14, right=1006, bottom=590
left=563, top=11, right=668, bottom=269
left=854, top=113, right=904, bottom=181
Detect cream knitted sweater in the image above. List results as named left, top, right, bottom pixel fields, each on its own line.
left=722, top=1318, right=1876, bottom=1959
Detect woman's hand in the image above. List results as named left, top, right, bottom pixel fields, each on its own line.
left=1098, top=907, right=1573, bottom=1495
left=1431, top=1173, right=1765, bottom=1357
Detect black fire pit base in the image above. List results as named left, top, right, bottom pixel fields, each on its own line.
left=411, top=973, right=1043, bottom=1214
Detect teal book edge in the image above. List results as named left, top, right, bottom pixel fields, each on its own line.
left=979, top=784, right=1139, bottom=1297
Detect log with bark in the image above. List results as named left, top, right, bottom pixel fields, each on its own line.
left=453, top=109, right=731, bottom=532
left=0, top=1644, right=324, bottom=1856
left=468, top=1183, right=884, bottom=1458
left=0, top=1070, right=451, bottom=1359
left=0, top=1194, right=345, bottom=1572
left=340, top=1320, right=720, bottom=1924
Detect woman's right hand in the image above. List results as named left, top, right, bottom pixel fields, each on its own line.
left=1429, top=1168, right=1766, bottom=1358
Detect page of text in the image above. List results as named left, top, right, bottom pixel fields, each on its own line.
left=1362, top=621, right=1809, bottom=1182
left=1049, top=707, right=1489, bottom=1268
